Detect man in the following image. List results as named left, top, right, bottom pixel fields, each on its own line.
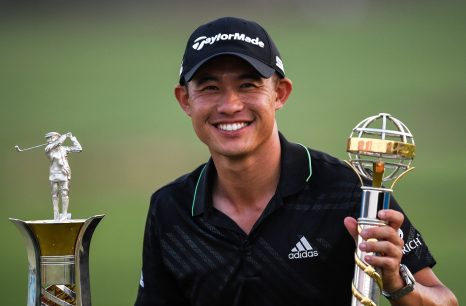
left=135, top=17, right=457, bottom=306
left=45, top=132, right=82, bottom=220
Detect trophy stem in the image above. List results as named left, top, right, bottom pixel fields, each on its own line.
left=351, top=187, right=391, bottom=306
left=10, top=215, right=104, bottom=306
left=372, top=161, right=385, bottom=188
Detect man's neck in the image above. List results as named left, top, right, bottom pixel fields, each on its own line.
left=211, top=131, right=281, bottom=233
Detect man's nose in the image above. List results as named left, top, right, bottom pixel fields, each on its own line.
left=217, top=89, right=244, bottom=114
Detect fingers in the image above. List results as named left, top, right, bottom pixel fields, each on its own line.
left=359, top=231, right=404, bottom=271
left=344, top=216, right=358, bottom=241
left=357, top=209, right=406, bottom=284
left=378, top=209, right=404, bottom=231
left=359, top=240, right=403, bottom=266
left=359, top=210, right=404, bottom=242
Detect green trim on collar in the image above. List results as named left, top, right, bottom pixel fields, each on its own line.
left=192, top=164, right=207, bottom=216
left=297, top=143, right=312, bottom=182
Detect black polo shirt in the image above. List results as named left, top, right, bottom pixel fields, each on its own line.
left=135, top=133, right=435, bottom=306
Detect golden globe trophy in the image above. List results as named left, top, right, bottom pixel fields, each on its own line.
left=345, top=114, right=415, bottom=306
left=11, top=132, right=104, bottom=306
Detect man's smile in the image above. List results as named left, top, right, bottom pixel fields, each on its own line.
left=216, top=122, right=250, bottom=132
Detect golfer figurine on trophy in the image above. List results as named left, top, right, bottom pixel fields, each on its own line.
left=345, top=113, right=416, bottom=306
left=44, top=132, right=82, bottom=220
left=11, top=132, right=104, bottom=306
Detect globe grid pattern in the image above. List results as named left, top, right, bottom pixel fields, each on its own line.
left=348, top=113, right=415, bottom=183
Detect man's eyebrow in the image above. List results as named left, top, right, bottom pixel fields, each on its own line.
left=239, top=73, right=263, bottom=81
left=191, top=72, right=263, bottom=85
left=192, top=75, right=219, bottom=86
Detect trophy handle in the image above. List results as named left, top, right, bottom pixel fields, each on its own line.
left=9, top=218, right=42, bottom=306
left=390, top=167, right=415, bottom=190
left=344, top=160, right=364, bottom=187
left=75, top=215, right=105, bottom=306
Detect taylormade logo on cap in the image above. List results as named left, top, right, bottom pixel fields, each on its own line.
left=192, top=33, right=265, bottom=51
left=179, top=17, right=286, bottom=84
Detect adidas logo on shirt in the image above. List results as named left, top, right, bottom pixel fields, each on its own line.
left=288, top=236, right=319, bottom=260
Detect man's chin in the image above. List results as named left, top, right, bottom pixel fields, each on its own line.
left=210, top=146, right=250, bottom=160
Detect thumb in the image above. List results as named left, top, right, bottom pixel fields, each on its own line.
left=344, top=216, right=358, bottom=242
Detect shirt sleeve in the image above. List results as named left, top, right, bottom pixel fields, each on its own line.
left=134, top=194, right=189, bottom=306
left=390, top=196, right=437, bottom=274
left=68, top=136, right=83, bottom=153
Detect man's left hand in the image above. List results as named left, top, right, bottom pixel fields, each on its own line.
left=344, top=209, right=406, bottom=292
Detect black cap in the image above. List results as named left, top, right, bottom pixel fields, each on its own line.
left=179, top=17, right=285, bottom=84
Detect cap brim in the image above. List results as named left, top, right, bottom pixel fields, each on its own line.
left=181, top=52, right=276, bottom=84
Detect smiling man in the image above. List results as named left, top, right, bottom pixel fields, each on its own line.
left=135, top=17, right=457, bottom=306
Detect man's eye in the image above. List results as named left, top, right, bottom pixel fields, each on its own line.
left=202, top=85, right=219, bottom=91
left=240, top=83, right=256, bottom=88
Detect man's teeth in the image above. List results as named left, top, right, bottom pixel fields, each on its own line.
left=218, top=122, right=248, bottom=131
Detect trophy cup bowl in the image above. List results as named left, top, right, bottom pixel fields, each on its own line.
left=346, top=113, right=415, bottom=306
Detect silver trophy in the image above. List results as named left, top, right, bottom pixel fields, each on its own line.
left=345, top=113, right=415, bottom=306
left=11, top=132, right=104, bottom=306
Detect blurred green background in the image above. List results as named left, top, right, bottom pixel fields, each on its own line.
left=1, top=1, right=465, bottom=305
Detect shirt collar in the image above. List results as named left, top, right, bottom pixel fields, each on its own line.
left=191, top=132, right=312, bottom=216
left=277, top=132, right=312, bottom=197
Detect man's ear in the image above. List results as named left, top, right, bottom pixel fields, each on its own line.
left=274, top=77, right=293, bottom=110
left=174, top=85, right=191, bottom=116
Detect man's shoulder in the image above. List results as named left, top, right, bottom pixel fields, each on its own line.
left=306, top=147, right=360, bottom=187
left=309, top=148, right=352, bottom=174
left=279, top=133, right=360, bottom=187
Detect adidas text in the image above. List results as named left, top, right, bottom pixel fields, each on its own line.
left=192, top=33, right=265, bottom=51
left=288, top=250, right=319, bottom=260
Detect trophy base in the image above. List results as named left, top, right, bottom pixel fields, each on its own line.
left=10, top=215, right=104, bottom=306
